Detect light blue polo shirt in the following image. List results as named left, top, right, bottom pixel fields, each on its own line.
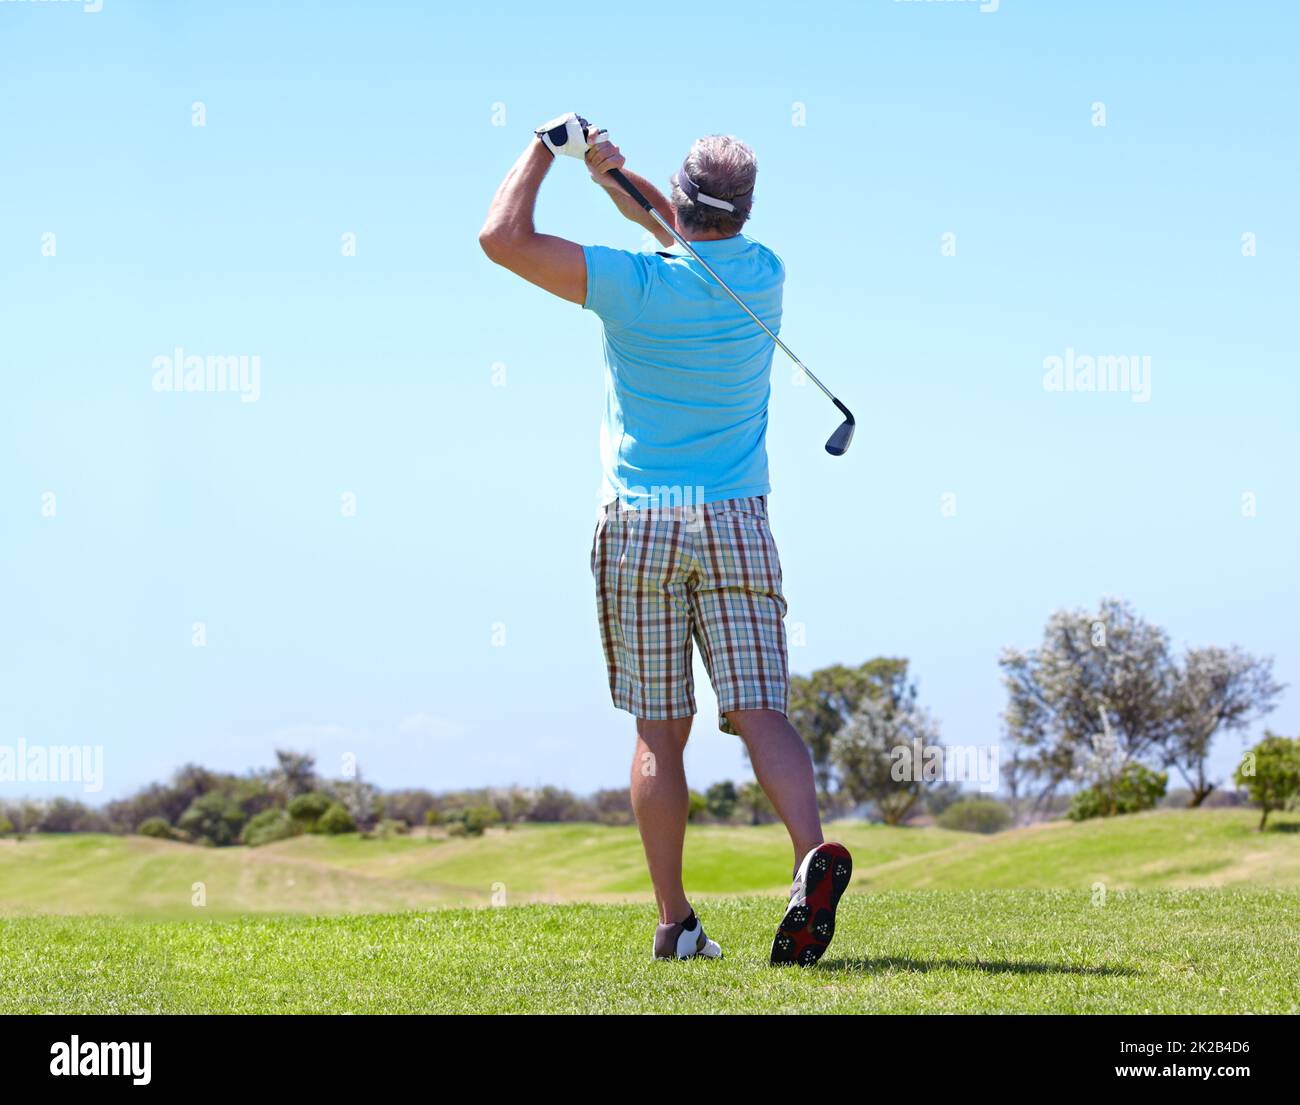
left=582, top=234, right=784, bottom=508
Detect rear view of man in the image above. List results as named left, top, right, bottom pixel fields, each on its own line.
left=479, top=112, right=852, bottom=967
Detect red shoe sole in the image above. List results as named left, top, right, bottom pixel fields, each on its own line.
left=769, top=842, right=853, bottom=967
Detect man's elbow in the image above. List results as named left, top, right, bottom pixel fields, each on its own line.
left=478, top=225, right=515, bottom=264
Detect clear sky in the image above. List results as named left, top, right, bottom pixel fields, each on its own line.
left=2, top=0, right=1296, bottom=803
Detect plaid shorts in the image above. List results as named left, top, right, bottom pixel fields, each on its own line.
left=590, top=495, right=789, bottom=734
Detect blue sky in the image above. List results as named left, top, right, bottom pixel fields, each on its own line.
left=2, top=0, right=1296, bottom=803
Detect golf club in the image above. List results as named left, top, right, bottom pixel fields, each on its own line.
left=606, top=167, right=856, bottom=456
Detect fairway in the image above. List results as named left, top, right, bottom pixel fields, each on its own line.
left=3, top=810, right=1299, bottom=918
left=3, top=891, right=1297, bottom=1014
left=3, top=810, right=1299, bottom=1014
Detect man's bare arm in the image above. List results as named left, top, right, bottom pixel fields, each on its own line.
left=478, top=139, right=587, bottom=305
left=586, top=138, right=678, bottom=248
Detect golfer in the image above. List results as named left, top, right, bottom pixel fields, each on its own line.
left=479, top=113, right=852, bottom=967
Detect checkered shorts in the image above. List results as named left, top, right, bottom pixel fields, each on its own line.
left=590, top=495, right=789, bottom=734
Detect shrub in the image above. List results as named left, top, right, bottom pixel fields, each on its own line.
left=1069, top=762, right=1167, bottom=821
left=1235, top=732, right=1300, bottom=830
left=938, top=798, right=1013, bottom=834
left=686, top=790, right=708, bottom=822
left=369, top=818, right=409, bottom=838
left=592, top=788, right=633, bottom=826
left=177, top=793, right=247, bottom=846
left=243, top=808, right=296, bottom=847
left=288, top=791, right=333, bottom=832
left=462, top=805, right=500, bottom=837
left=137, top=816, right=180, bottom=841
left=318, top=803, right=356, bottom=835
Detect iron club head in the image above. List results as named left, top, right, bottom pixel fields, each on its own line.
left=825, top=399, right=856, bottom=456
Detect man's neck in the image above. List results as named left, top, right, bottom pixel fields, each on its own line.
left=682, top=229, right=740, bottom=244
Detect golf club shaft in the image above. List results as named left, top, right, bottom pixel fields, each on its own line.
left=608, top=169, right=838, bottom=405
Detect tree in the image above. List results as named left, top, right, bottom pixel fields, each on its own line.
left=737, top=781, right=776, bottom=825
left=788, top=659, right=914, bottom=797
left=831, top=695, right=941, bottom=825
left=330, top=773, right=378, bottom=832
left=705, top=781, right=738, bottom=822
left=270, top=750, right=317, bottom=799
left=1235, top=733, right=1300, bottom=831
left=1165, top=647, right=1284, bottom=806
left=1000, top=598, right=1176, bottom=814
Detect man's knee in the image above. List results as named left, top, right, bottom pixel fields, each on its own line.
left=636, top=716, right=693, bottom=754
left=724, top=708, right=788, bottom=741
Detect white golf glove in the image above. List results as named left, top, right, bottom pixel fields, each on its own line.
left=535, top=112, right=607, bottom=158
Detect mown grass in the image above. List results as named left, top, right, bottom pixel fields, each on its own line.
left=2, top=809, right=1298, bottom=918
left=3, top=890, right=1296, bottom=1014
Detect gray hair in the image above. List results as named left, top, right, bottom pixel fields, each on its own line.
left=670, top=135, right=757, bottom=235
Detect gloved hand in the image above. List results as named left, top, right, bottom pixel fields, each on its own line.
left=535, top=112, right=608, bottom=158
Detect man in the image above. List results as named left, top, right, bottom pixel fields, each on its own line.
left=479, top=113, right=852, bottom=967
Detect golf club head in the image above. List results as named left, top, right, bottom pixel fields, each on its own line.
left=825, top=399, right=856, bottom=456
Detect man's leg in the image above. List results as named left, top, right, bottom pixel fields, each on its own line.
left=630, top=716, right=694, bottom=924
left=726, top=708, right=824, bottom=872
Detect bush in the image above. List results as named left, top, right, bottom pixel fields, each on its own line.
left=318, top=802, right=356, bottom=835
left=177, top=792, right=247, bottom=846
left=925, top=782, right=965, bottom=817
left=1069, top=762, right=1167, bottom=821
left=462, top=805, right=500, bottom=837
left=136, top=816, right=180, bottom=841
left=288, top=791, right=333, bottom=832
left=369, top=818, right=408, bottom=839
left=243, top=808, right=296, bottom=847
left=938, top=798, right=1013, bottom=834
left=591, top=788, right=633, bottom=826
left=686, top=790, right=708, bottom=822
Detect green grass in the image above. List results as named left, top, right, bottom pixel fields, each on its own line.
left=2, top=809, right=1297, bottom=918
left=3, top=810, right=1298, bottom=1013
left=3, top=891, right=1297, bottom=1013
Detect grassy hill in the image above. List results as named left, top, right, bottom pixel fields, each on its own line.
left=1, top=808, right=1298, bottom=918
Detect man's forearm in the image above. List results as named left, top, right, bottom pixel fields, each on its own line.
left=595, top=169, right=677, bottom=247
left=480, top=139, right=553, bottom=244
